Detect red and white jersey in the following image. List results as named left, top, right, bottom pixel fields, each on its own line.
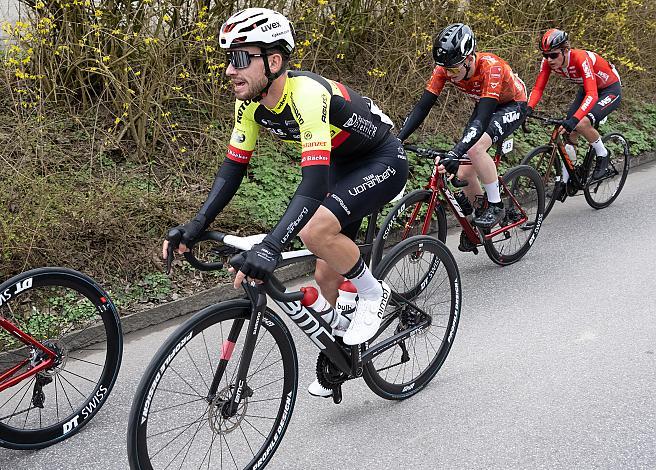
left=426, top=52, right=527, bottom=104
left=528, top=49, right=621, bottom=120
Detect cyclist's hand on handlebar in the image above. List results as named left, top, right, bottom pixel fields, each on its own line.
left=557, top=117, right=579, bottom=135
left=437, top=150, right=460, bottom=175
left=162, top=228, right=185, bottom=274
left=162, top=218, right=204, bottom=259
left=230, top=239, right=282, bottom=289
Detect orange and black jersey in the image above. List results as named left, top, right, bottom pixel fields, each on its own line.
left=398, top=52, right=527, bottom=156
left=426, top=52, right=527, bottom=103
left=227, top=70, right=393, bottom=167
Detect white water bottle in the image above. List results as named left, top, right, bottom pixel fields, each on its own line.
left=334, top=281, right=358, bottom=337
left=300, top=286, right=349, bottom=334
left=565, top=143, right=577, bottom=164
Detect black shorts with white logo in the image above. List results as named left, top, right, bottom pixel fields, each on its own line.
left=481, top=101, right=528, bottom=144
left=323, top=133, right=408, bottom=239
left=566, top=81, right=622, bottom=127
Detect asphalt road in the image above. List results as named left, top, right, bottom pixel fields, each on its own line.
left=3, top=160, right=655, bottom=470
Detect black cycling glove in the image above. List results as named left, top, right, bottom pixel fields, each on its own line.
left=560, top=116, right=580, bottom=133
left=173, top=215, right=207, bottom=248
left=237, top=238, right=282, bottom=282
left=440, top=150, right=461, bottom=175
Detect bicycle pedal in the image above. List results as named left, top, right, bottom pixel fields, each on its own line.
left=332, top=385, right=343, bottom=404
left=458, top=231, right=478, bottom=253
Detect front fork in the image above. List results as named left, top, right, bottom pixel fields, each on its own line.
left=207, top=282, right=265, bottom=417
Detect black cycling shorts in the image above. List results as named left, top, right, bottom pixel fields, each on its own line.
left=482, top=101, right=528, bottom=145
left=566, top=81, right=622, bottom=128
left=323, top=133, right=408, bottom=239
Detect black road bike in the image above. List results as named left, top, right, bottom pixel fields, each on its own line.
left=127, top=231, right=461, bottom=469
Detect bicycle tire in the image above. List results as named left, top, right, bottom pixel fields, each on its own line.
left=371, top=189, right=448, bottom=269
left=520, top=144, right=562, bottom=219
left=483, top=165, right=545, bottom=266
left=127, top=300, right=297, bottom=470
left=363, top=236, right=461, bottom=400
left=584, top=133, right=630, bottom=209
left=0, top=267, right=122, bottom=450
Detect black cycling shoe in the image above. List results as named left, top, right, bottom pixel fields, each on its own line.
left=473, top=195, right=487, bottom=218
left=458, top=230, right=478, bottom=252
left=592, top=153, right=609, bottom=180
left=473, top=203, right=505, bottom=229
left=551, top=181, right=567, bottom=202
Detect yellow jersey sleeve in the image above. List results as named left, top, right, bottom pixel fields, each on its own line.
left=226, top=100, right=259, bottom=164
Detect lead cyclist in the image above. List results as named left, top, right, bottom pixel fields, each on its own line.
left=162, top=8, right=408, bottom=398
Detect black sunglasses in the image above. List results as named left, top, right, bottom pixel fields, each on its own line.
left=227, top=50, right=264, bottom=69
left=542, top=52, right=561, bottom=60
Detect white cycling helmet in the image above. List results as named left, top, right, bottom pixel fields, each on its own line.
left=219, top=8, right=295, bottom=56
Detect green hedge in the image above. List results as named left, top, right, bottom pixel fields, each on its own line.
left=1, top=0, right=655, bottom=305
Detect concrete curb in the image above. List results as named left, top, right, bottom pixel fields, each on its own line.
left=121, top=149, right=655, bottom=335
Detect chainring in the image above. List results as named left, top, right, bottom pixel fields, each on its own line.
left=315, top=353, right=348, bottom=390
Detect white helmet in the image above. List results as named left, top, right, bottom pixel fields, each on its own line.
left=219, top=8, right=295, bottom=56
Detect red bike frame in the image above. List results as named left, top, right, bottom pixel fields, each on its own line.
left=403, top=145, right=530, bottom=247
left=0, top=317, right=57, bottom=392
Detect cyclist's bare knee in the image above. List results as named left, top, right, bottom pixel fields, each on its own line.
left=576, top=117, right=593, bottom=131
left=299, top=208, right=340, bottom=250
left=468, top=133, right=493, bottom=158
left=458, top=165, right=477, bottom=179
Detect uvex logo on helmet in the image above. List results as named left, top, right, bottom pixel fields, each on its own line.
left=219, top=8, right=295, bottom=56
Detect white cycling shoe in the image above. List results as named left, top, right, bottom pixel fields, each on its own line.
left=307, top=379, right=333, bottom=398
left=343, top=281, right=391, bottom=346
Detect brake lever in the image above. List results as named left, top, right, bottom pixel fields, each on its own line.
left=165, top=244, right=174, bottom=275
left=522, top=120, right=531, bottom=134
left=165, top=228, right=183, bottom=275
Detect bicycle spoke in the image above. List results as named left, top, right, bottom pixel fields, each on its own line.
left=239, top=420, right=255, bottom=457
left=201, top=331, right=214, bottom=381
left=247, top=358, right=283, bottom=381
left=66, top=355, right=105, bottom=368
left=169, top=365, right=206, bottom=399
left=58, top=366, right=101, bottom=385
left=149, top=397, right=207, bottom=416
left=160, top=416, right=206, bottom=470
left=57, top=374, right=76, bottom=414
left=250, top=376, right=283, bottom=393
left=184, top=344, right=210, bottom=392
left=149, top=408, right=209, bottom=456
left=242, top=415, right=269, bottom=439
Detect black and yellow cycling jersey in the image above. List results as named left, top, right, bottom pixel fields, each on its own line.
left=226, top=70, right=393, bottom=167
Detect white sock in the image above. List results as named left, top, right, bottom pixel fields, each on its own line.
left=591, top=138, right=607, bottom=157
left=343, top=258, right=382, bottom=300
left=483, top=181, right=501, bottom=204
